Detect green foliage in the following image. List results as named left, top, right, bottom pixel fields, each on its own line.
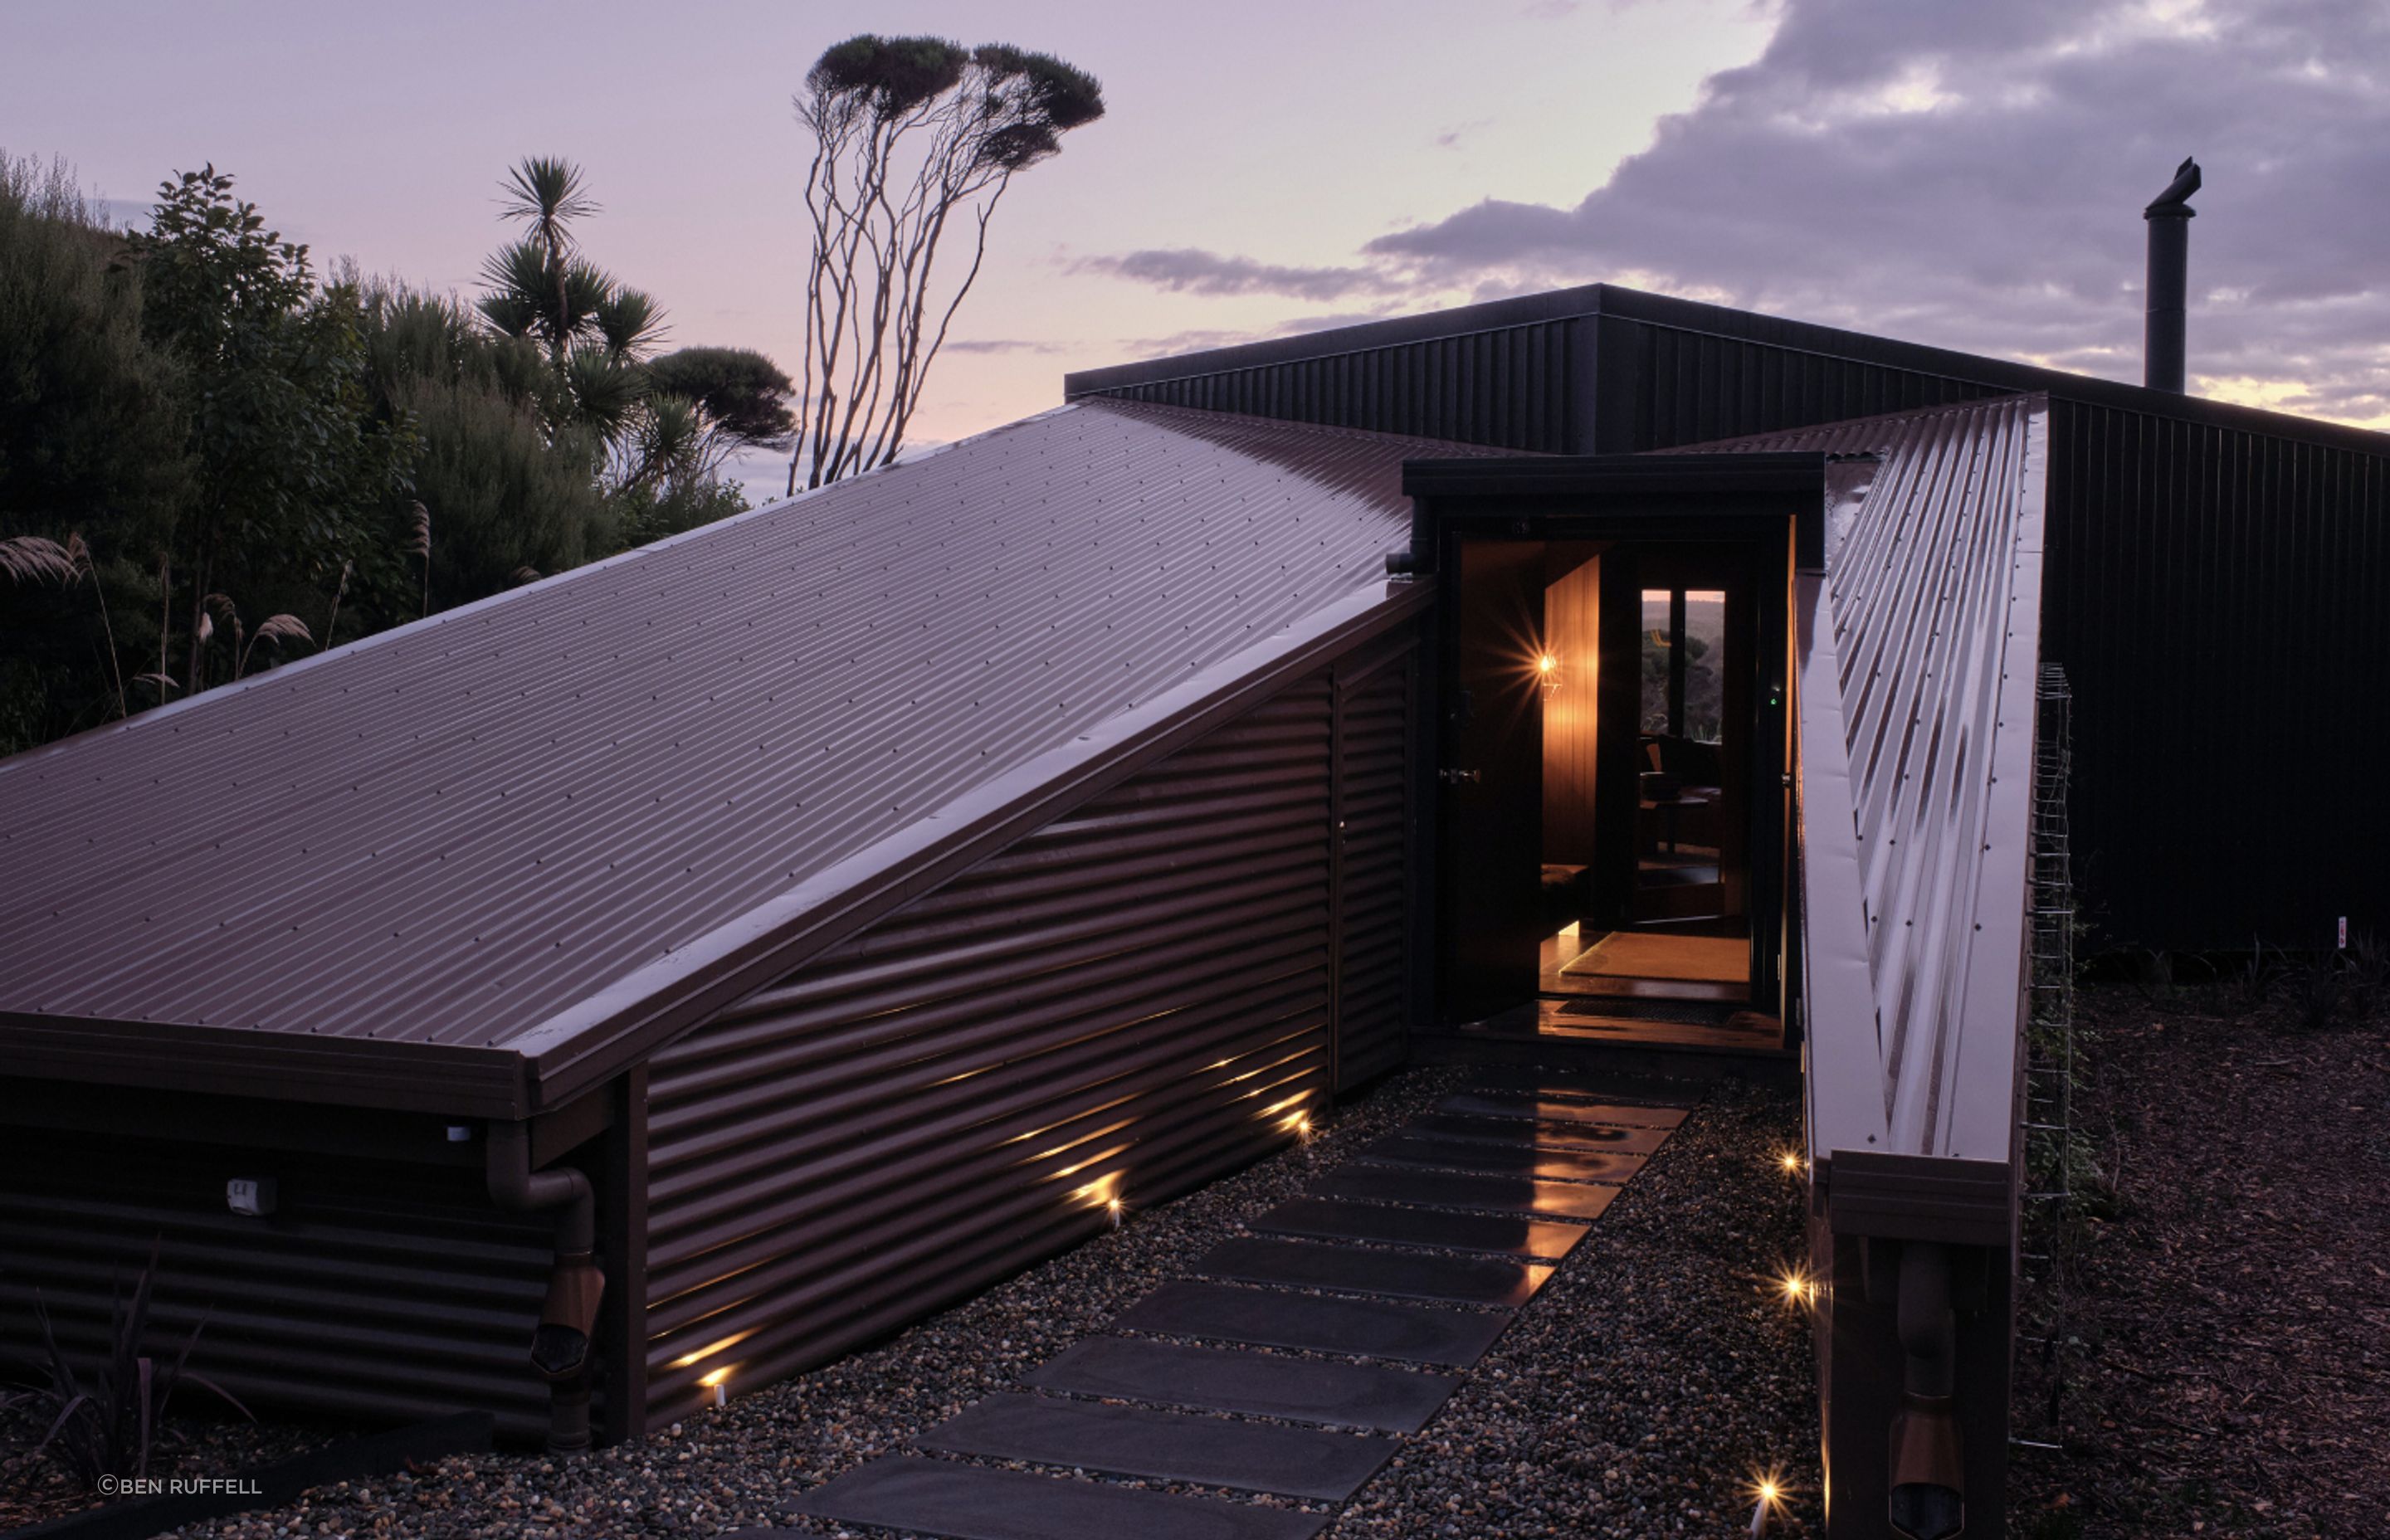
left=0, top=156, right=188, bottom=553
left=808, top=35, right=971, bottom=115
left=395, top=373, right=613, bottom=605
left=130, top=166, right=412, bottom=689
left=0, top=152, right=779, bottom=755
left=646, top=347, right=796, bottom=453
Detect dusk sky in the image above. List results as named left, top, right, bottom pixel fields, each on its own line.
left=9, top=0, right=2387, bottom=490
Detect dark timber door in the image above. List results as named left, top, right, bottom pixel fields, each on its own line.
left=1436, top=539, right=1546, bottom=1023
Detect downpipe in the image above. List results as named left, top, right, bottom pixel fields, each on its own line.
left=486, top=1121, right=605, bottom=1453
left=1887, top=1241, right=1964, bottom=1540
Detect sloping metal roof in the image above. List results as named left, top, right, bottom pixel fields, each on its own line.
left=0, top=401, right=1497, bottom=1114
left=1692, top=396, right=2050, bottom=1163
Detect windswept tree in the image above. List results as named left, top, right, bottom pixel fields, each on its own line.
left=792, top=36, right=1104, bottom=491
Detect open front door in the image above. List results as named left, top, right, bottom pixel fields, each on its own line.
left=1435, top=539, right=1546, bottom=1023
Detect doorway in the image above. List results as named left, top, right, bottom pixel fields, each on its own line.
left=1432, top=530, right=1789, bottom=1055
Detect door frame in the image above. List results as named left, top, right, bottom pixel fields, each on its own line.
left=1399, top=453, right=1827, bottom=1032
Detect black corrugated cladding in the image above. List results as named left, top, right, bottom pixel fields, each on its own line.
left=1071, top=285, right=2390, bottom=950
left=638, top=630, right=1418, bottom=1429
left=0, top=1130, right=555, bottom=1441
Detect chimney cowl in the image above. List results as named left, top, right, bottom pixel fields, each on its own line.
left=2144, top=156, right=2202, bottom=218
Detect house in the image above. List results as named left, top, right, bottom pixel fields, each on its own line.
left=4, top=282, right=2384, bottom=1538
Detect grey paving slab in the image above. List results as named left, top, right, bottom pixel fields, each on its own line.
left=1249, top=1196, right=1588, bottom=1260
left=1438, top=1090, right=1689, bottom=1130
left=1314, top=1163, right=1622, bottom=1222
left=1024, top=1335, right=1458, bottom=1432
left=1470, top=1065, right=1702, bottom=1106
left=920, top=1392, right=1396, bottom=1501
left=782, top=1455, right=1328, bottom=1540
left=1199, top=1235, right=1554, bottom=1309
left=1407, top=1111, right=1671, bottom=1155
left=1110, top=1280, right=1510, bottom=1367
left=1357, top=1133, right=1646, bottom=1185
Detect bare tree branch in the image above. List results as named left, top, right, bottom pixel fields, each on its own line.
left=789, top=36, right=1105, bottom=490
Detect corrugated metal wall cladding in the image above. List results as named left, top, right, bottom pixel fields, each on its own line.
left=639, top=680, right=1347, bottom=1430
left=1632, top=324, right=2002, bottom=451
left=2044, top=401, right=2390, bottom=948
left=0, top=402, right=1493, bottom=1057
left=1088, top=323, right=1578, bottom=453
left=0, top=1135, right=554, bottom=1441
left=1696, top=398, right=2046, bottom=1160
left=1333, top=639, right=1418, bottom=1089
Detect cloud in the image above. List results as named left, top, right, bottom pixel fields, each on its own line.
left=1361, top=0, right=2390, bottom=424
left=1121, top=308, right=1409, bottom=359
left=941, top=339, right=1068, bottom=355
left=1071, top=247, right=1401, bottom=302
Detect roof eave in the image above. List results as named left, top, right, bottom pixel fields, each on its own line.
left=0, top=1009, right=534, bottom=1118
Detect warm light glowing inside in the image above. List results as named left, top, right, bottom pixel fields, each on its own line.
left=1538, top=653, right=1556, bottom=674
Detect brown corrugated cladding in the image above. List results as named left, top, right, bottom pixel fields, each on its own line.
left=1075, top=283, right=2390, bottom=950
left=0, top=1127, right=554, bottom=1441
left=639, top=630, right=1421, bottom=1426
left=1330, top=635, right=1417, bottom=1089
left=0, top=401, right=1490, bottom=1109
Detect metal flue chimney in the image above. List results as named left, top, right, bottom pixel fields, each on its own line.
left=2143, top=157, right=2202, bottom=392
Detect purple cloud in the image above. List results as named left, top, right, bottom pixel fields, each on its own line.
left=1363, top=0, right=2390, bottom=417
left=1071, top=247, right=1400, bottom=303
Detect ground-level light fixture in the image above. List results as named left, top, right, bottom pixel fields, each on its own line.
left=1747, top=1469, right=1788, bottom=1538
left=698, top=1366, right=733, bottom=1407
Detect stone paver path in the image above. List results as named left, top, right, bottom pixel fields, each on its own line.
left=738, top=1071, right=1696, bottom=1540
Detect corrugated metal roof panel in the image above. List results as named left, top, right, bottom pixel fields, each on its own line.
left=0, top=401, right=1498, bottom=1104
left=1690, top=396, right=2049, bottom=1162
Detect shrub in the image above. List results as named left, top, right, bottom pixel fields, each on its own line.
left=2, top=1242, right=249, bottom=1490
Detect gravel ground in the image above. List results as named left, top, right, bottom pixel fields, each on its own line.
left=151, top=1063, right=1816, bottom=1540
left=0, top=1410, right=351, bottom=1532
left=2007, top=979, right=2390, bottom=1540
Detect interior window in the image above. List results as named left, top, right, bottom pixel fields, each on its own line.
left=1639, top=589, right=1671, bottom=734
left=1683, top=589, right=1725, bottom=744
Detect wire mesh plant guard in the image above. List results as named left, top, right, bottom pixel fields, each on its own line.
left=2012, top=664, right=2078, bottom=1452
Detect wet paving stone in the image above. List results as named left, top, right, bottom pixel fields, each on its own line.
left=1109, top=1279, right=1510, bottom=1367
left=1198, top=1235, right=1555, bottom=1309
left=778, top=1455, right=1329, bottom=1540
left=1023, top=1336, right=1459, bottom=1433
left=920, top=1392, right=1397, bottom=1500
left=1246, top=1196, right=1588, bottom=1260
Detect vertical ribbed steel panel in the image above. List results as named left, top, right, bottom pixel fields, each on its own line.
left=0, top=1132, right=554, bottom=1441
left=1090, top=323, right=1579, bottom=452
left=640, top=677, right=1343, bottom=1428
left=1695, top=398, right=2047, bottom=1162
left=2043, top=400, right=2390, bottom=948
left=1331, top=632, right=1419, bottom=1089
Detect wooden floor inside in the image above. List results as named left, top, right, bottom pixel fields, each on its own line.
left=1538, top=928, right=1753, bottom=1004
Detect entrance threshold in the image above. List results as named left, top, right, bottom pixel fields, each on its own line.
left=1412, top=1001, right=1797, bottom=1087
